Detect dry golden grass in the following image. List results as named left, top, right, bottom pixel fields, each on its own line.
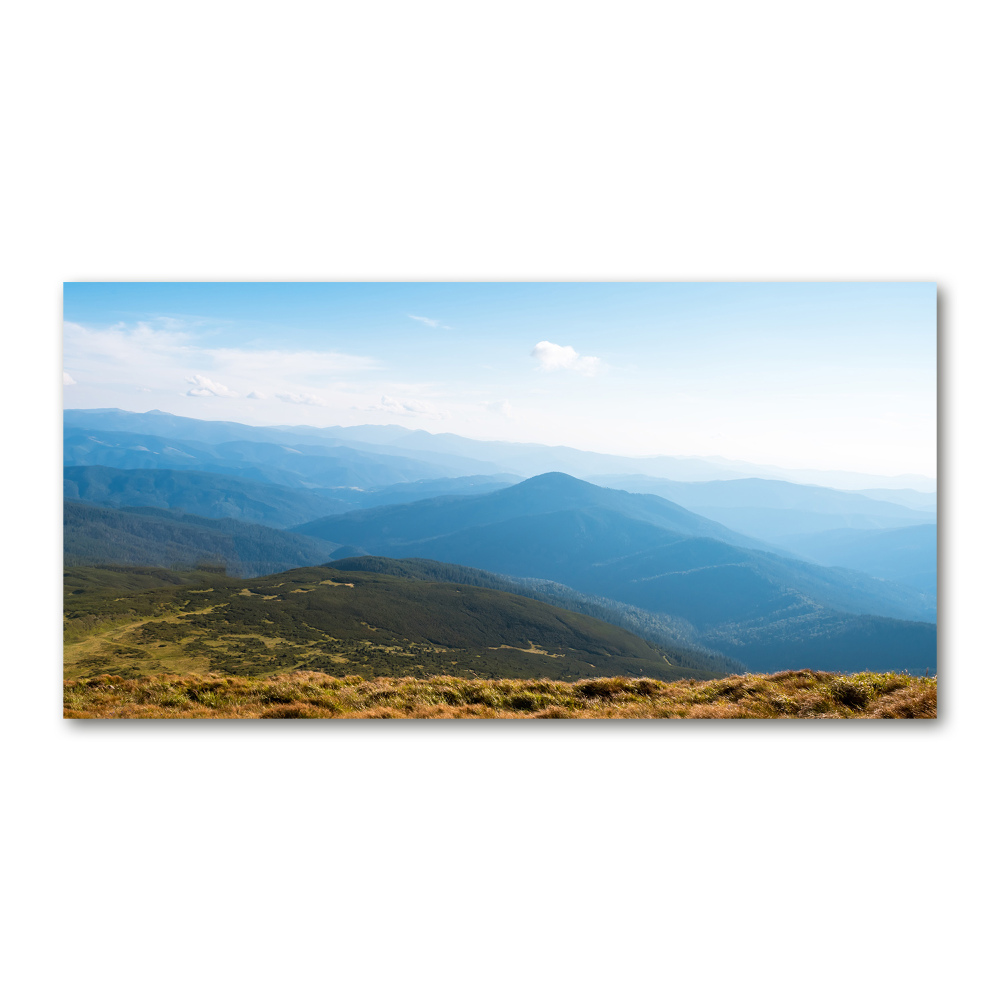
left=63, top=669, right=936, bottom=719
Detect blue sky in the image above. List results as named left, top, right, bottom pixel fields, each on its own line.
left=63, top=282, right=937, bottom=477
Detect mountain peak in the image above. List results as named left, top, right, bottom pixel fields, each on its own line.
left=515, top=471, right=593, bottom=488
left=504, top=471, right=604, bottom=499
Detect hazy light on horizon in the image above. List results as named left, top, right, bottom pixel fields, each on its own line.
left=62, top=282, right=937, bottom=479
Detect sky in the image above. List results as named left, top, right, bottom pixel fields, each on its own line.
left=62, top=282, right=937, bottom=478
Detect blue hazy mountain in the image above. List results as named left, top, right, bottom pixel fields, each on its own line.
left=63, top=409, right=936, bottom=491
left=294, top=471, right=768, bottom=551
left=63, top=465, right=354, bottom=529
left=586, top=474, right=935, bottom=542
left=64, top=427, right=469, bottom=489
left=293, top=472, right=932, bottom=622
left=850, top=487, right=937, bottom=512
left=64, top=464, right=526, bottom=529
left=308, top=426, right=936, bottom=490
left=64, top=500, right=337, bottom=577
left=776, top=523, right=937, bottom=596
left=63, top=409, right=506, bottom=477
left=343, top=474, right=524, bottom=508
left=291, top=472, right=936, bottom=674
left=62, top=410, right=937, bottom=675
left=64, top=408, right=318, bottom=446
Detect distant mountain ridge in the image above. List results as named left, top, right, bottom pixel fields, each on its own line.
left=61, top=409, right=937, bottom=675
left=64, top=426, right=468, bottom=488
left=292, top=472, right=936, bottom=673
left=64, top=500, right=337, bottom=577
left=64, top=408, right=935, bottom=491
left=585, top=474, right=936, bottom=544
left=777, top=523, right=938, bottom=596
left=294, top=471, right=769, bottom=551
left=64, top=465, right=352, bottom=528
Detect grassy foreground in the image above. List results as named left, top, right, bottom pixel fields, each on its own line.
left=64, top=669, right=936, bottom=719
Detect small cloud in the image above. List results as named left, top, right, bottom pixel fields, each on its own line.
left=408, top=314, right=452, bottom=330
left=63, top=371, right=77, bottom=385
left=531, top=341, right=601, bottom=376
left=486, top=399, right=513, bottom=418
left=186, top=374, right=238, bottom=397
left=276, top=391, right=323, bottom=406
left=247, top=390, right=268, bottom=400
left=366, top=395, right=450, bottom=420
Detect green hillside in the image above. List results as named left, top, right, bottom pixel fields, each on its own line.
left=324, top=555, right=742, bottom=674
left=64, top=564, right=729, bottom=684
left=64, top=500, right=336, bottom=577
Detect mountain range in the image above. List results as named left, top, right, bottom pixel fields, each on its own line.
left=64, top=500, right=338, bottom=577
left=64, top=465, right=352, bottom=528
left=292, top=472, right=936, bottom=673
left=62, top=408, right=938, bottom=676
left=65, top=409, right=936, bottom=491
left=586, top=473, right=933, bottom=533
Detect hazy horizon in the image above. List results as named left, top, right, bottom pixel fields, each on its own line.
left=62, top=403, right=936, bottom=490
left=63, top=282, right=937, bottom=479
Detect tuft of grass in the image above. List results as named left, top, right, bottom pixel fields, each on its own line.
left=64, top=669, right=936, bottom=719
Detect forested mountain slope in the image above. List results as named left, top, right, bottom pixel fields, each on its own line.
left=64, top=501, right=337, bottom=577
left=64, top=465, right=352, bottom=528
left=63, top=563, right=728, bottom=684
left=294, top=478, right=937, bottom=675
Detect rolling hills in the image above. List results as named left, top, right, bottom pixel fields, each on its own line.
left=64, top=427, right=470, bottom=489
left=295, top=471, right=769, bottom=550
left=64, top=465, right=352, bottom=528
left=63, top=562, right=730, bottom=684
left=294, top=473, right=934, bottom=621
left=321, top=555, right=743, bottom=674
left=586, top=474, right=935, bottom=541
left=776, top=522, right=937, bottom=596
left=293, top=475, right=937, bottom=674
left=64, top=500, right=337, bottom=577
left=61, top=409, right=939, bottom=681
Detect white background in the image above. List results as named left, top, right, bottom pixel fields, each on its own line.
left=3, top=1, right=995, bottom=997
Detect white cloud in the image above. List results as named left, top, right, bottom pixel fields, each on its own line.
left=64, top=322, right=378, bottom=380
left=367, top=395, right=450, bottom=419
left=186, top=374, right=238, bottom=397
left=276, top=391, right=323, bottom=405
left=62, top=321, right=382, bottom=415
left=408, top=314, right=451, bottom=330
left=486, top=399, right=513, bottom=417
left=531, top=340, right=601, bottom=376
left=208, top=347, right=378, bottom=375
left=63, top=371, right=76, bottom=385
